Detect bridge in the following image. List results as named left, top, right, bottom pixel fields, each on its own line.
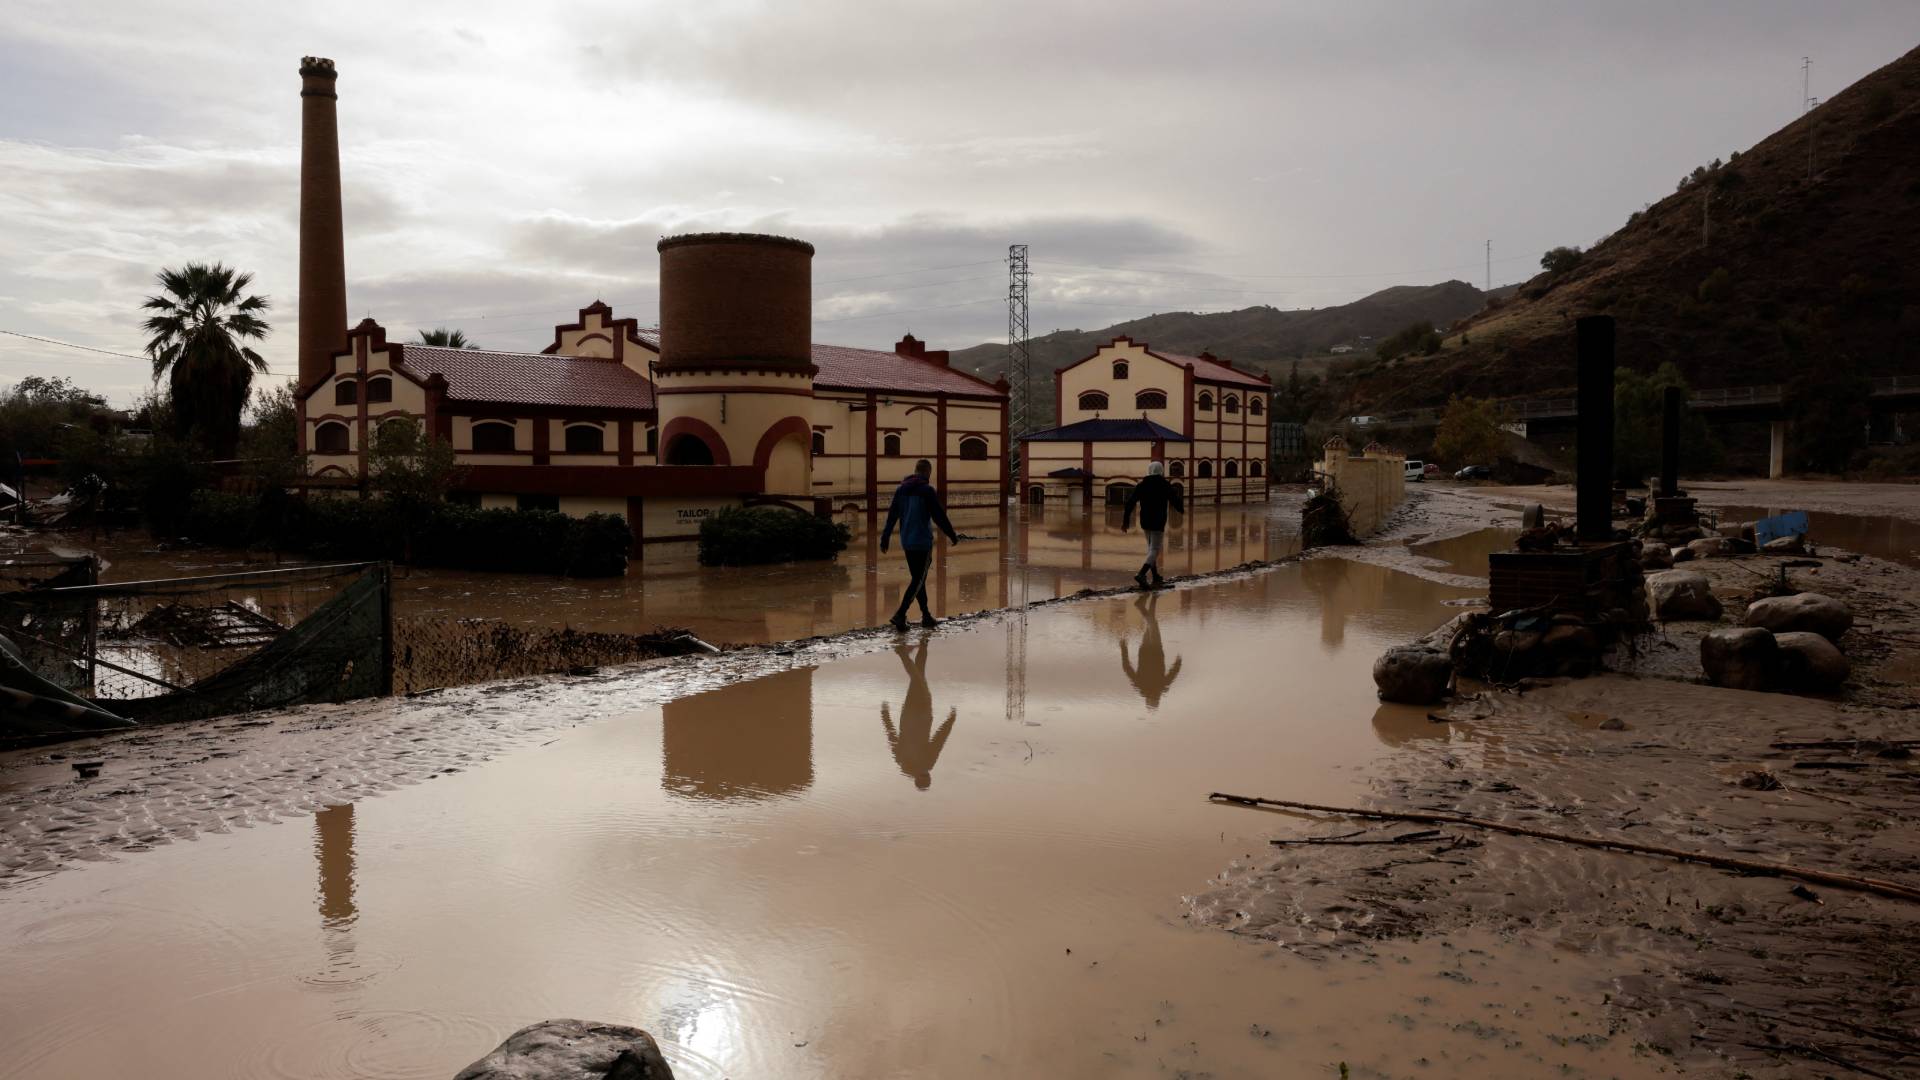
left=1364, top=376, right=1920, bottom=477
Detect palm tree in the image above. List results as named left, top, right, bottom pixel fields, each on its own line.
left=418, top=327, right=479, bottom=349
left=141, top=263, right=271, bottom=458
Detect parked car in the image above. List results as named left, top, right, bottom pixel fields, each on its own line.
left=1424, top=462, right=1442, bottom=476
left=1454, top=464, right=1492, bottom=480
left=1403, top=459, right=1425, bottom=482
left=1347, top=415, right=1380, bottom=427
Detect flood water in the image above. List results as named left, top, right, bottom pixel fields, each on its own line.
left=1713, top=504, right=1920, bottom=568
left=38, top=500, right=1301, bottom=646
left=0, top=555, right=1653, bottom=1078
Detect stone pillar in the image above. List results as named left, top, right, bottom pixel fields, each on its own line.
left=1659, top=385, right=1682, bottom=498
left=1575, top=316, right=1615, bottom=542
left=1769, top=420, right=1787, bottom=479
left=298, top=57, right=348, bottom=390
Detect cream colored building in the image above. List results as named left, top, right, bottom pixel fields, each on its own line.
left=1020, top=336, right=1271, bottom=506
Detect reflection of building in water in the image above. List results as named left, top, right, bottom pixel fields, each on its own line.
left=1120, top=591, right=1182, bottom=710
left=315, top=802, right=356, bottom=928
left=882, top=641, right=956, bottom=790
left=663, top=668, right=814, bottom=800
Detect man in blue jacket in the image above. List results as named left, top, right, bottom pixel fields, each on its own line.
left=880, top=459, right=960, bottom=630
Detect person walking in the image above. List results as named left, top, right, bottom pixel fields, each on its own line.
left=1122, top=460, right=1183, bottom=589
left=880, top=458, right=960, bottom=630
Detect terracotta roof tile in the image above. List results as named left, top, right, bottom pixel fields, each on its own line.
left=635, top=331, right=1005, bottom=398
left=399, top=345, right=655, bottom=411
left=1024, top=418, right=1190, bottom=442
left=1151, top=348, right=1269, bottom=389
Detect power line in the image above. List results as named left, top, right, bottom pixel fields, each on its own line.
left=814, top=297, right=1004, bottom=323
left=0, top=329, right=151, bottom=362
left=1032, top=253, right=1537, bottom=282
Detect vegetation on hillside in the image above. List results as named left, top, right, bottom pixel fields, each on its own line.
left=1432, top=396, right=1505, bottom=469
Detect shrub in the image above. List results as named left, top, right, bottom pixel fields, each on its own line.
left=698, top=506, right=851, bottom=566
left=1697, top=267, right=1734, bottom=304
left=1539, top=245, right=1585, bottom=275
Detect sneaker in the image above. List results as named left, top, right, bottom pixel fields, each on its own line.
left=919, top=614, right=939, bottom=628
left=889, top=615, right=908, bottom=632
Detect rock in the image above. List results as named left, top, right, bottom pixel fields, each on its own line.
left=1647, top=570, right=1723, bottom=622
left=455, top=1020, right=675, bottom=1080
left=1670, top=545, right=1694, bottom=563
left=1762, top=535, right=1805, bottom=555
left=1490, top=629, right=1544, bottom=677
left=1687, top=536, right=1735, bottom=559
left=1542, top=623, right=1600, bottom=676
left=1717, top=521, right=1746, bottom=539
left=1700, top=627, right=1778, bottom=691
left=1774, top=631, right=1849, bottom=690
left=1639, top=544, right=1673, bottom=571
left=1373, top=646, right=1452, bottom=705
left=1598, top=716, right=1627, bottom=731
left=1744, top=592, right=1853, bottom=642
left=1668, top=525, right=1707, bottom=543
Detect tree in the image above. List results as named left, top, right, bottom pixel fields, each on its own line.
left=366, top=417, right=463, bottom=561
left=1612, top=364, right=1721, bottom=485
left=1376, top=321, right=1441, bottom=361
left=0, top=376, right=100, bottom=461
left=240, top=381, right=304, bottom=491
left=141, top=262, right=271, bottom=457
left=418, top=328, right=479, bottom=349
left=1432, top=396, right=1504, bottom=468
left=1540, top=246, right=1584, bottom=275
left=1780, top=323, right=1871, bottom=473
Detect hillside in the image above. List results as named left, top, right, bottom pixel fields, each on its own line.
left=949, top=280, right=1491, bottom=425
left=1349, top=42, right=1920, bottom=414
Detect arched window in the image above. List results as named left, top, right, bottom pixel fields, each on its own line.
left=1197, top=391, right=1214, bottom=412
left=365, top=377, right=392, bottom=404
left=1225, top=460, right=1240, bottom=478
left=1197, top=460, right=1213, bottom=478
left=1248, top=396, right=1264, bottom=416
left=314, top=421, right=350, bottom=453
left=1077, top=391, right=1109, bottom=411
left=664, top=433, right=714, bottom=466
left=883, top=432, right=902, bottom=457
left=1134, top=390, right=1167, bottom=410
left=334, top=380, right=358, bottom=406
left=471, top=421, right=517, bottom=453
left=563, top=424, right=605, bottom=453
left=1112, top=360, right=1129, bottom=380
left=811, top=430, right=826, bottom=456
left=1223, top=395, right=1241, bottom=414
left=958, top=436, right=989, bottom=460
left=1250, top=460, right=1264, bottom=477
left=1168, top=460, right=1185, bottom=478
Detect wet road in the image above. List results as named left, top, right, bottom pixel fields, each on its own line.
left=0, top=553, right=1648, bottom=1078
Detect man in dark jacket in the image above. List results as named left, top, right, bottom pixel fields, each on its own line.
left=1122, top=460, right=1184, bottom=588
left=880, top=459, right=960, bottom=630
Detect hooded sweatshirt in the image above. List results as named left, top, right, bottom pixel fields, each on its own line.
left=881, top=473, right=958, bottom=551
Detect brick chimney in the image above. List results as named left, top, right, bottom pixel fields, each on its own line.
left=298, top=56, right=347, bottom=388
left=895, top=334, right=949, bottom=366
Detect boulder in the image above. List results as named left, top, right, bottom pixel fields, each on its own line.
left=1762, top=535, right=1805, bottom=555
left=1489, top=629, right=1545, bottom=677
left=1774, top=631, right=1849, bottom=691
left=1647, top=570, right=1723, bottom=622
left=1670, top=545, right=1695, bottom=563
left=1700, top=627, right=1778, bottom=691
left=1687, top=536, right=1735, bottom=559
left=1373, top=646, right=1452, bottom=705
left=1542, top=623, right=1600, bottom=677
left=1668, top=525, right=1708, bottom=543
left=1639, top=544, right=1674, bottom=571
left=455, top=1020, right=675, bottom=1080
left=1744, top=592, right=1853, bottom=642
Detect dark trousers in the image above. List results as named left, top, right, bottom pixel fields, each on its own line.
left=893, top=548, right=933, bottom=621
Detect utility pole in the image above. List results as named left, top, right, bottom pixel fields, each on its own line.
left=1803, top=56, right=1817, bottom=180
left=1006, top=244, right=1031, bottom=447
left=1003, top=245, right=1031, bottom=732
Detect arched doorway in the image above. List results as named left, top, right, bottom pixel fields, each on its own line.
left=664, top=433, right=715, bottom=466
left=1027, top=485, right=1045, bottom=505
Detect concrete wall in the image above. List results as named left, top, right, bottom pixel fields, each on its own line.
left=1321, top=443, right=1406, bottom=536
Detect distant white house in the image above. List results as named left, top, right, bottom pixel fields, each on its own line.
left=1329, top=344, right=1355, bottom=354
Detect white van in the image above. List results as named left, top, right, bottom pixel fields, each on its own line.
left=1404, top=459, right=1425, bottom=482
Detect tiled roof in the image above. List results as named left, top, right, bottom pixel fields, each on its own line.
left=634, top=331, right=1004, bottom=398
left=399, top=345, right=656, bottom=411
left=1023, top=418, right=1190, bottom=443
left=1152, top=348, right=1268, bottom=389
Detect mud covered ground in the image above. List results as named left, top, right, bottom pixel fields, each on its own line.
left=1195, top=489, right=1920, bottom=1078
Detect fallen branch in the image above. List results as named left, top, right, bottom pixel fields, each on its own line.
left=1207, top=792, right=1920, bottom=904
left=1270, top=829, right=1448, bottom=847
left=1772, top=739, right=1920, bottom=751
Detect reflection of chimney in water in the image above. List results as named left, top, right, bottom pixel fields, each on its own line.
left=315, top=803, right=356, bottom=928
left=1575, top=316, right=1616, bottom=542
left=298, top=56, right=348, bottom=389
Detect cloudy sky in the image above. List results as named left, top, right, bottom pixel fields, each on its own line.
left=3, top=1, right=1917, bottom=404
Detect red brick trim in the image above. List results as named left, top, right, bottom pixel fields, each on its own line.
left=753, top=416, right=813, bottom=471
left=454, top=463, right=762, bottom=497
left=659, top=416, right=731, bottom=466
left=655, top=384, right=815, bottom=398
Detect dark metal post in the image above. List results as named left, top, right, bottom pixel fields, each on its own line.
left=1575, top=316, right=1615, bottom=542
left=377, top=561, right=394, bottom=696
left=1660, top=385, right=1682, bottom=498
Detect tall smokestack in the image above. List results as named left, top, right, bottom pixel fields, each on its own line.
left=1575, top=315, right=1616, bottom=542
left=298, top=56, right=347, bottom=388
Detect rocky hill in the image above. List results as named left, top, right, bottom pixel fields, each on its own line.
left=1348, top=42, right=1920, bottom=415
left=949, top=280, right=1492, bottom=424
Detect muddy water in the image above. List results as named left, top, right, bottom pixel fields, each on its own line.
left=1713, top=504, right=1920, bottom=568
left=0, top=556, right=1655, bottom=1078
left=38, top=501, right=1299, bottom=646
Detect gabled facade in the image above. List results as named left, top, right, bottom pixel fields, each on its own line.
left=1021, top=337, right=1271, bottom=506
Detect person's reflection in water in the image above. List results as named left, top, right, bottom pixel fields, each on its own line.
left=882, top=640, right=956, bottom=790
left=1120, top=590, right=1182, bottom=709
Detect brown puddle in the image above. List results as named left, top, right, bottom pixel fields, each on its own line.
left=0, top=559, right=1654, bottom=1078
left=1712, top=504, right=1920, bottom=568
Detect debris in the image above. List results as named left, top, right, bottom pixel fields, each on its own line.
left=1789, top=884, right=1823, bottom=904
left=1737, top=770, right=1782, bottom=790
left=1207, top=791, right=1920, bottom=903
left=71, top=761, right=103, bottom=778
left=1753, top=510, right=1810, bottom=548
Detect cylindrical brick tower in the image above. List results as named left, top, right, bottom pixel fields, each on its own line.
left=653, top=233, right=817, bottom=495
left=298, top=56, right=348, bottom=389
